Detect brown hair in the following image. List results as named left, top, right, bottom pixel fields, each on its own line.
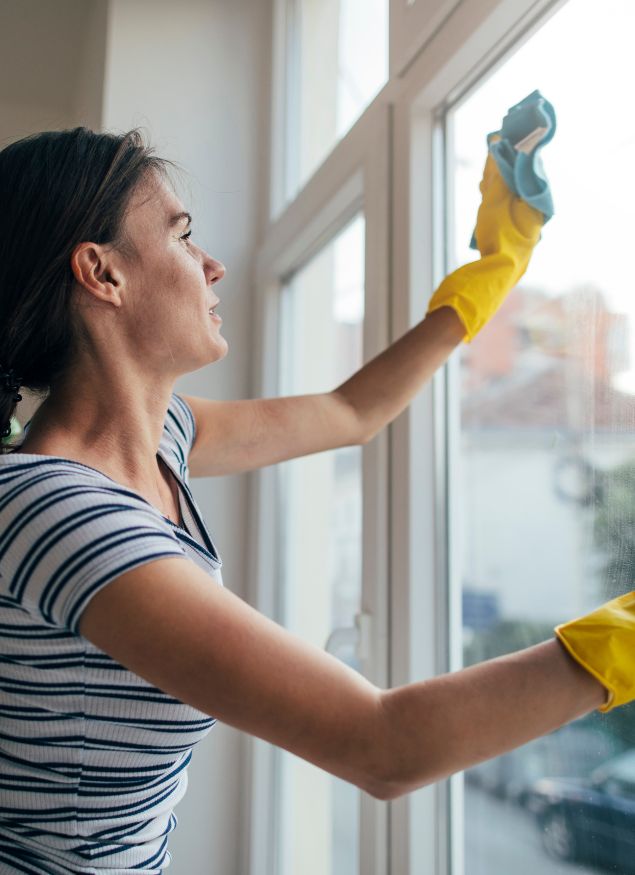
left=0, top=127, right=170, bottom=452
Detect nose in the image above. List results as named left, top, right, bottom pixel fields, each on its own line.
left=204, top=254, right=225, bottom=285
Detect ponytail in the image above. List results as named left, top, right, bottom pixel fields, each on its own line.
left=0, top=127, right=171, bottom=452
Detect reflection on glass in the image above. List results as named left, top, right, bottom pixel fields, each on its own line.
left=450, top=2, right=635, bottom=873
left=274, top=216, right=365, bottom=875
left=288, top=0, right=388, bottom=199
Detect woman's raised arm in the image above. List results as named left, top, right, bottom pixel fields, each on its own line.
left=79, top=557, right=611, bottom=801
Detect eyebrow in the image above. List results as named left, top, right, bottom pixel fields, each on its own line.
left=168, top=211, right=192, bottom=228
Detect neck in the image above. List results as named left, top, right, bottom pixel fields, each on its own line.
left=17, top=376, right=176, bottom=500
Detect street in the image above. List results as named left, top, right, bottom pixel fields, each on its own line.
left=465, top=785, right=602, bottom=875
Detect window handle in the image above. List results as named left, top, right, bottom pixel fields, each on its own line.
left=324, top=612, right=372, bottom=665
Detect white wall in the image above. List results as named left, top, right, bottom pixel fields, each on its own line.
left=73, top=0, right=109, bottom=131
left=0, top=0, right=109, bottom=429
left=0, top=0, right=97, bottom=144
left=101, top=2, right=272, bottom=872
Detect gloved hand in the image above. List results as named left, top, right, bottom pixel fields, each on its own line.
left=555, top=591, right=635, bottom=713
left=426, top=149, right=544, bottom=342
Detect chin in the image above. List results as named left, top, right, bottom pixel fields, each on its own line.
left=208, top=337, right=229, bottom=363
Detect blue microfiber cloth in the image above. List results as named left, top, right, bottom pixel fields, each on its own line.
left=470, top=89, right=556, bottom=250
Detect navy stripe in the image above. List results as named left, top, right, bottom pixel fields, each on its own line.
left=12, top=499, right=158, bottom=599
left=162, top=520, right=221, bottom=565
left=173, top=393, right=197, bottom=443
left=42, top=529, right=184, bottom=622
left=65, top=548, right=187, bottom=634
left=0, top=845, right=62, bottom=875
left=132, top=832, right=170, bottom=869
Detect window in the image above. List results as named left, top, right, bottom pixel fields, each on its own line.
left=251, top=85, right=388, bottom=873
left=446, top=1, right=635, bottom=872
left=258, top=1, right=635, bottom=872
left=273, top=216, right=365, bottom=875
left=283, top=0, right=388, bottom=201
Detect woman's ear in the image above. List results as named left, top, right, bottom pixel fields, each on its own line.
left=70, top=242, right=124, bottom=307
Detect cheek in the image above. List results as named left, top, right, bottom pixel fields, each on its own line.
left=128, top=249, right=205, bottom=326
left=171, top=248, right=205, bottom=289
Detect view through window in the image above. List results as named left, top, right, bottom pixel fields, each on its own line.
left=286, top=0, right=388, bottom=199
left=449, top=1, right=635, bottom=872
left=274, top=216, right=365, bottom=875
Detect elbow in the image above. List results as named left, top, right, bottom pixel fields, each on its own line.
left=331, top=390, right=374, bottom=447
left=355, top=691, right=428, bottom=802
left=361, top=762, right=434, bottom=801
left=360, top=769, right=425, bottom=801
left=362, top=776, right=408, bottom=802
left=357, top=689, right=448, bottom=801
left=357, top=414, right=384, bottom=446
left=361, top=766, right=437, bottom=803
left=360, top=428, right=376, bottom=446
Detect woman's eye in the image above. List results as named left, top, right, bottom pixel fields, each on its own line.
left=180, top=229, right=192, bottom=244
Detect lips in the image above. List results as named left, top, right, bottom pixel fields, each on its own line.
left=208, top=298, right=222, bottom=324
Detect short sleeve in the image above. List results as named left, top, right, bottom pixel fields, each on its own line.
left=168, top=393, right=197, bottom=453
left=0, top=468, right=188, bottom=634
left=159, top=394, right=197, bottom=483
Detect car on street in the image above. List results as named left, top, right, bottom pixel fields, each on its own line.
left=465, top=725, right=619, bottom=806
left=525, top=749, right=635, bottom=872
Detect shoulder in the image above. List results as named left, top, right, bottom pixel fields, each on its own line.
left=166, top=392, right=197, bottom=449
left=0, top=456, right=184, bottom=560
left=160, top=393, right=197, bottom=475
left=0, top=455, right=182, bottom=542
left=0, top=457, right=186, bottom=631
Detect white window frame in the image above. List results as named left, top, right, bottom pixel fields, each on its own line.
left=389, top=0, right=464, bottom=78
left=391, top=2, right=570, bottom=873
left=248, top=0, right=570, bottom=873
left=247, top=94, right=393, bottom=875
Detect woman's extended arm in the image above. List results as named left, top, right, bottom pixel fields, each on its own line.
left=184, top=307, right=464, bottom=478
left=79, top=557, right=607, bottom=801
left=378, top=639, right=603, bottom=797
left=187, top=156, right=543, bottom=478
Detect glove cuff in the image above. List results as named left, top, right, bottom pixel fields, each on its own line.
left=554, top=591, right=635, bottom=713
left=427, top=249, right=534, bottom=342
left=554, top=627, right=615, bottom=712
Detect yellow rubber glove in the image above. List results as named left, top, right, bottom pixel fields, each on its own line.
left=427, top=149, right=545, bottom=342
left=555, top=591, right=635, bottom=713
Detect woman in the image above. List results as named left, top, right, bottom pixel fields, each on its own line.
left=0, top=127, right=631, bottom=874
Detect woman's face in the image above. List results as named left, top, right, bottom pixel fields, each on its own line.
left=115, top=171, right=227, bottom=375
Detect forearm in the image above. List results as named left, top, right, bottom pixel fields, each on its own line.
left=334, top=307, right=464, bottom=443
left=374, top=639, right=606, bottom=799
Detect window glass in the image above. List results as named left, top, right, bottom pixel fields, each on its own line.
left=274, top=215, right=365, bottom=875
left=449, top=2, right=635, bottom=872
left=286, top=0, right=388, bottom=199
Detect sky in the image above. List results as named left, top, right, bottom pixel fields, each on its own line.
left=308, top=0, right=635, bottom=393
left=452, top=0, right=635, bottom=392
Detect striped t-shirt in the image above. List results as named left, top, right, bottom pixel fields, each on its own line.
left=0, top=393, right=223, bottom=874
